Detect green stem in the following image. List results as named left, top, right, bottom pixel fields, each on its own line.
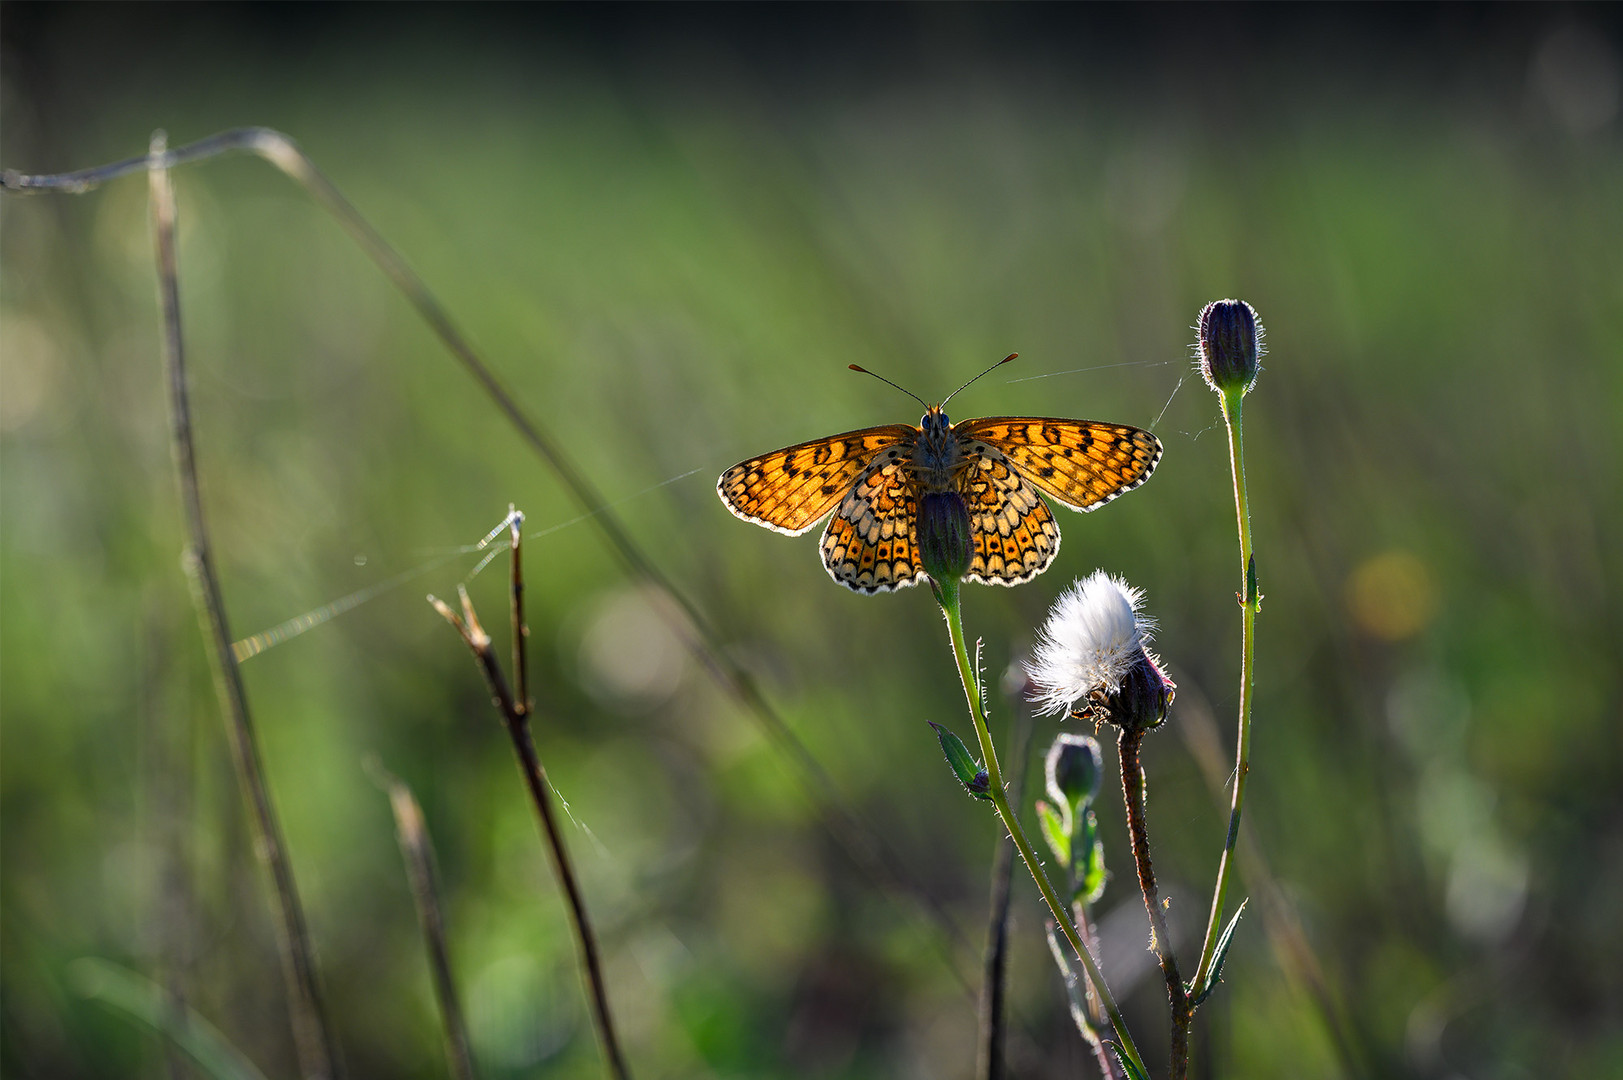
left=1194, top=390, right=1257, bottom=994
left=937, top=580, right=1147, bottom=1077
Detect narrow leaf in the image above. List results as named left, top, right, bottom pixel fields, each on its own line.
left=68, top=958, right=270, bottom=1080
left=929, top=722, right=992, bottom=801
left=1193, top=898, right=1248, bottom=1006
left=1074, top=809, right=1107, bottom=906
left=1106, top=1040, right=1151, bottom=1080
left=1037, top=800, right=1071, bottom=866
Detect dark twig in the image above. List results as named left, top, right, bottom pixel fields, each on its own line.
left=507, top=507, right=530, bottom=718
left=428, top=517, right=631, bottom=1080
left=147, top=132, right=342, bottom=1080
left=977, top=702, right=1031, bottom=1080
left=2, top=129, right=971, bottom=984
left=979, top=818, right=1015, bottom=1080
left=369, top=760, right=477, bottom=1080
left=1118, top=727, right=1190, bottom=1078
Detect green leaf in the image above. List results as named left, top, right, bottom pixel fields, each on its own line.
left=1192, top=899, right=1248, bottom=1006
left=1037, top=800, right=1071, bottom=866
left=68, top=958, right=270, bottom=1080
left=1107, top=1040, right=1151, bottom=1080
left=1073, top=809, right=1107, bottom=905
left=929, top=722, right=992, bottom=801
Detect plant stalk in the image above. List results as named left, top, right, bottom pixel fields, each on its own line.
left=1119, top=728, right=1189, bottom=1077
left=429, top=518, right=631, bottom=1080
left=1073, top=907, right=1126, bottom=1080
left=376, top=766, right=478, bottom=1080
left=936, top=580, right=1147, bottom=1078
left=1194, top=389, right=1258, bottom=995
left=148, top=132, right=342, bottom=1080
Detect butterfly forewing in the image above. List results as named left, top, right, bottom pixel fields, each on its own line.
left=820, top=454, right=927, bottom=593
left=718, top=425, right=915, bottom=536
left=960, top=442, right=1061, bottom=586
left=956, top=417, right=1162, bottom=511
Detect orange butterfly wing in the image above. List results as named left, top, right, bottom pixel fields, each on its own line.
left=955, top=417, right=1162, bottom=511
left=958, top=441, right=1061, bottom=586
left=819, top=451, right=927, bottom=593
left=717, top=425, right=916, bottom=536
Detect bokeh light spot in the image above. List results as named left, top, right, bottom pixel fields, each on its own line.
left=1347, top=550, right=1438, bottom=641
left=1531, top=21, right=1622, bottom=134
left=579, top=585, right=691, bottom=713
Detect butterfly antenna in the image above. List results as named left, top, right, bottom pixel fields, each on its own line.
left=942, top=353, right=1019, bottom=407
left=848, top=364, right=927, bottom=408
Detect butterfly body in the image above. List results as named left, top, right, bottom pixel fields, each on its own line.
left=719, top=401, right=1162, bottom=595
left=912, top=406, right=964, bottom=490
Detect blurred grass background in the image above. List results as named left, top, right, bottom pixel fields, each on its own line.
left=2, top=4, right=1620, bottom=1078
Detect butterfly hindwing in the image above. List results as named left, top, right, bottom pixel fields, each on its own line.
left=718, top=425, right=915, bottom=536
left=819, top=454, right=927, bottom=593
left=956, top=417, right=1161, bottom=512
left=960, top=441, right=1060, bottom=586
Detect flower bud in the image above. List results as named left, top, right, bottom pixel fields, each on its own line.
left=1113, top=649, right=1176, bottom=732
left=1045, top=732, right=1103, bottom=811
left=1197, top=299, right=1263, bottom=396
left=918, top=491, right=972, bottom=583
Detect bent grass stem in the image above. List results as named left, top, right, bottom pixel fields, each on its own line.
left=148, top=133, right=341, bottom=1080
left=2, top=131, right=972, bottom=986
left=936, top=580, right=1147, bottom=1078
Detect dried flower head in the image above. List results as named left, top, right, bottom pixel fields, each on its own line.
left=1026, top=570, right=1174, bottom=730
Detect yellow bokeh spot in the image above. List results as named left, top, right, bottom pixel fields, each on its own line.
left=1347, top=550, right=1438, bottom=641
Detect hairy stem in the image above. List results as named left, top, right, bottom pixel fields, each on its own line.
left=936, top=581, right=1147, bottom=1078
left=1119, top=728, right=1189, bottom=1078
left=1194, top=389, right=1258, bottom=995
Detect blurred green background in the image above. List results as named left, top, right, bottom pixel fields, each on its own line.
left=3, top=5, right=1620, bottom=1078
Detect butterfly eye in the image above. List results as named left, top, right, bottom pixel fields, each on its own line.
left=939, top=412, right=950, bottom=427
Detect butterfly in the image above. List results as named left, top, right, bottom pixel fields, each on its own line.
left=717, top=355, right=1162, bottom=594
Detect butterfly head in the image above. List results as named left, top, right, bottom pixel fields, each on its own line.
left=920, top=405, right=951, bottom=434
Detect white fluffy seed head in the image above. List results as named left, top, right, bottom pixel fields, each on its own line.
left=1025, top=569, right=1157, bottom=717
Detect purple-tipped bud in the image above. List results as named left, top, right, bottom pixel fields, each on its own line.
left=1197, top=299, right=1263, bottom=396
left=1046, top=732, right=1103, bottom=811
left=919, top=491, right=972, bottom=583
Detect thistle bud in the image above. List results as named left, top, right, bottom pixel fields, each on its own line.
left=1046, top=732, right=1103, bottom=812
left=918, top=491, right=972, bottom=583
left=1197, top=299, right=1263, bottom=396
